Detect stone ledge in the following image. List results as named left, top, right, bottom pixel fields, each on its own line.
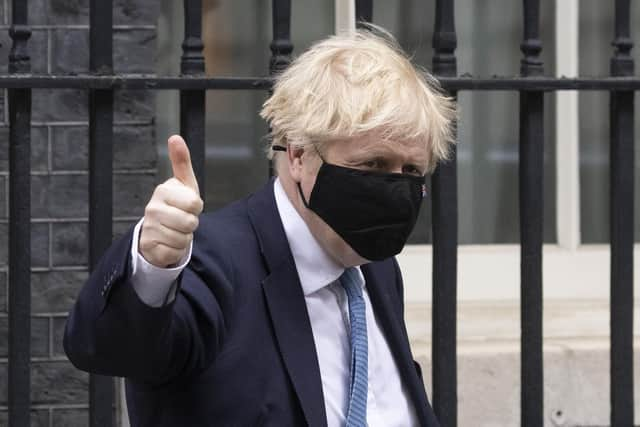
left=406, top=299, right=640, bottom=344
left=407, top=300, right=640, bottom=427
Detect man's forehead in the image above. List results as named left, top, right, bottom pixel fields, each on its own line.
left=341, top=135, right=430, bottom=161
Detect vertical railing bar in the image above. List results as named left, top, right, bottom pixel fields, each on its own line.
left=268, top=0, right=292, bottom=177
left=7, top=0, right=32, bottom=424
left=180, top=0, right=206, bottom=199
left=355, top=0, right=373, bottom=26
left=431, top=0, right=458, bottom=425
left=88, top=0, right=115, bottom=426
left=519, top=0, right=544, bottom=425
left=609, top=0, right=634, bottom=425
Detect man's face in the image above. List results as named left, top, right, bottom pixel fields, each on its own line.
left=283, top=134, right=429, bottom=267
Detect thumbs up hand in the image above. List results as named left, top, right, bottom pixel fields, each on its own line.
left=139, top=135, right=204, bottom=268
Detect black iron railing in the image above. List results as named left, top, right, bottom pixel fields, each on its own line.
left=7, top=0, right=32, bottom=425
left=88, top=0, right=116, bottom=424
left=4, top=0, right=635, bottom=426
left=609, top=2, right=635, bottom=426
left=431, top=0, right=457, bottom=424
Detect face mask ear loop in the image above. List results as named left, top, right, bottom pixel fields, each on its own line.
left=312, top=144, right=327, bottom=164
left=297, top=182, right=311, bottom=208
left=295, top=143, right=324, bottom=209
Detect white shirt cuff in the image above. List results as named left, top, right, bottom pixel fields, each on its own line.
left=129, top=217, right=192, bottom=307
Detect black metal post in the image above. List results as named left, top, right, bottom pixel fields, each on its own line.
left=89, top=0, right=115, bottom=426
left=519, top=1, right=544, bottom=426
left=269, top=0, right=292, bottom=76
left=431, top=0, right=458, bottom=426
left=355, top=0, right=373, bottom=26
left=609, top=1, right=634, bottom=425
left=268, top=0, right=292, bottom=176
left=180, top=0, right=206, bottom=199
left=8, top=0, right=32, bottom=424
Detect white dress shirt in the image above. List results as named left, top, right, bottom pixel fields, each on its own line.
left=129, top=178, right=418, bottom=426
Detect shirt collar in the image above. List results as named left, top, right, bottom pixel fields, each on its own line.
left=274, top=178, right=362, bottom=296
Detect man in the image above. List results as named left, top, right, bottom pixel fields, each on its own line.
left=64, top=27, right=455, bottom=427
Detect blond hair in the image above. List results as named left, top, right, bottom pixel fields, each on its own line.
left=260, top=25, right=456, bottom=173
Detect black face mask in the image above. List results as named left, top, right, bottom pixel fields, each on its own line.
left=296, top=156, right=426, bottom=261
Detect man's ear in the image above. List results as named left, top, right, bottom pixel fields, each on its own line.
left=287, top=145, right=305, bottom=182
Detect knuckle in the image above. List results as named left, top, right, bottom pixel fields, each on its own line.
left=154, top=183, right=168, bottom=197
left=167, top=177, right=182, bottom=187
left=188, top=196, right=202, bottom=213
left=144, top=202, right=158, bottom=217
left=187, top=214, right=199, bottom=231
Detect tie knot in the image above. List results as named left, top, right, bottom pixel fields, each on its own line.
left=340, top=267, right=362, bottom=299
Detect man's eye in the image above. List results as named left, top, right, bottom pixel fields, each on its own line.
left=363, top=159, right=383, bottom=169
left=403, top=165, right=423, bottom=176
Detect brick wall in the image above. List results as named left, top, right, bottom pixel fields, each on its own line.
left=0, top=0, right=159, bottom=425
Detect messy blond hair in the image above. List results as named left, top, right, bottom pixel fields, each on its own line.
left=260, top=25, right=456, bottom=173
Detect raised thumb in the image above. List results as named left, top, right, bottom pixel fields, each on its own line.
left=168, top=135, right=199, bottom=195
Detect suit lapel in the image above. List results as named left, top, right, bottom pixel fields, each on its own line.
left=361, top=262, right=433, bottom=426
left=248, top=180, right=327, bottom=427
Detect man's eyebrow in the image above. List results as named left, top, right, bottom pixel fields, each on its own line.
left=349, top=151, right=388, bottom=160
left=361, top=147, right=427, bottom=161
left=351, top=145, right=396, bottom=157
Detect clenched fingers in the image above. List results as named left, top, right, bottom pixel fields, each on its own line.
left=144, top=202, right=199, bottom=234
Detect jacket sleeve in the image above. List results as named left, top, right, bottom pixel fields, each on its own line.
left=63, top=219, right=234, bottom=385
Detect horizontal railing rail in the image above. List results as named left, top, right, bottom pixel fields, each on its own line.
left=3, top=75, right=640, bottom=90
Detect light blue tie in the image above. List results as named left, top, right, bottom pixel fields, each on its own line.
left=340, top=267, right=368, bottom=427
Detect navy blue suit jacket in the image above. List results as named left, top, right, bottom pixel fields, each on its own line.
left=64, top=179, right=440, bottom=427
